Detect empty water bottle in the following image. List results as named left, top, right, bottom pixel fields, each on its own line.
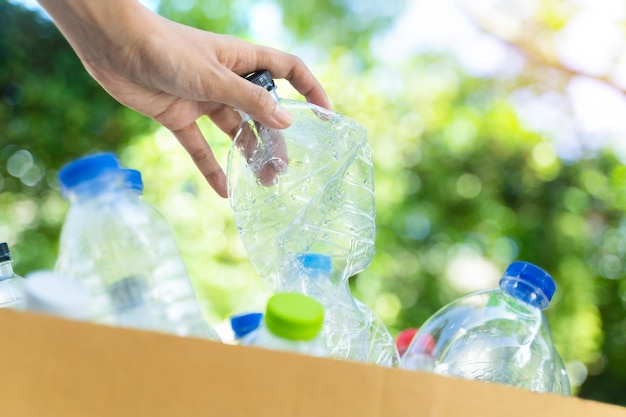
left=281, top=253, right=398, bottom=366
left=23, top=270, right=91, bottom=321
left=400, top=261, right=570, bottom=395
left=241, top=292, right=327, bottom=357
left=227, top=70, right=376, bottom=293
left=0, top=242, right=25, bottom=309
left=55, top=152, right=220, bottom=340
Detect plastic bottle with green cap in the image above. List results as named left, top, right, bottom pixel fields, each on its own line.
left=241, top=293, right=327, bottom=357
left=0, top=242, right=25, bottom=309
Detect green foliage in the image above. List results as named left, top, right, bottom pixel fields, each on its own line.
left=2, top=0, right=626, bottom=407
left=0, top=1, right=154, bottom=271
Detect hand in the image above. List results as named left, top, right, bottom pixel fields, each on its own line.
left=37, top=0, right=331, bottom=197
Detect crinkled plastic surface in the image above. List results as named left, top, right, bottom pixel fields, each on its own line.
left=228, top=99, right=376, bottom=291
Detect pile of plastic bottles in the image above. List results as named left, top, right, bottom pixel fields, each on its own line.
left=0, top=70, right=570, bottom=397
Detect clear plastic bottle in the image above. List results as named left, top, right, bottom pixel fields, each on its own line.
left=55, top=152, right=220, bottom=341
left=23, top=270, right=91, bottom=321
left=241, top=292, right=327, bottom=357
left=400, top=261, right=571, bottom=395
left=0, top=242, right=25, bottom=309
left=227, top=70, right=376, bottom=294
left=281, top=252, right=399, bottom=366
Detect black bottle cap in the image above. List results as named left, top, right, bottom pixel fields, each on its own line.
left=0, top=242, right=11, bottom=263
left=244, top=70, right=276, bottom=92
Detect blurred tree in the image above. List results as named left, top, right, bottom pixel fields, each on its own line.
left=0, top=1, right=154, bottom=270
left=2, top=0, right=626, bottom=407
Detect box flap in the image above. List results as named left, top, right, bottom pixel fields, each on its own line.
left=0, top=309, right=624, bottom=417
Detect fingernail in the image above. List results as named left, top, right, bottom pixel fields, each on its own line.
left=274, top=105, right=294, bottom=126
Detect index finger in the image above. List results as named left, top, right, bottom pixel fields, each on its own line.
left=235, top=45, right=332, bottom=110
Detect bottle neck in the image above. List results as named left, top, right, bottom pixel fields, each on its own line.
left=238, top=87, right=281, bottom=122
left=0, top=260, right=15, bottom=281
left=499, top=275, right=550, bottom=310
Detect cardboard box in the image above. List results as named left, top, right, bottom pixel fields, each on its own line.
left=1, top=308, right=625, bottom=417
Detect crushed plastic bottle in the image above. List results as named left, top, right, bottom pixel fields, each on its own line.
left=400, top=261, right=570, bottom=395
left=281, top=252, right=399, bottom=366
left=55, top=152, right=220, bottom=341
left=227, top=70, right=376, bottom=293
left=227, top=71, right=397, bottom=364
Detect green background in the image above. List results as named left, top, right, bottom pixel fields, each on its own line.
left=2, top=0, right=626, bottom=406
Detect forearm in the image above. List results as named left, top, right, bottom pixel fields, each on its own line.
left=36, top=0, right=151, bottom=66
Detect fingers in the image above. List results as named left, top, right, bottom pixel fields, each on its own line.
left=256, top=51, right=331, bottom=110
left=213, top=70, right=294, bottom=131
left=209, top=36, right=331, bottom=130
left=234, top=121, right=289, bottom=186
left=170, top=121, right=228, bottom=198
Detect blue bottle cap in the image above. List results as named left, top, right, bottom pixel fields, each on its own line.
left=500, top=261, right=556, bottom=309
left=122, top=168, right=144, bottom=194
left=230, top=312, right=263, bottom=339
left=295, top=253, right=332, bottom=275
left=58, top=152, right=120, bottom=194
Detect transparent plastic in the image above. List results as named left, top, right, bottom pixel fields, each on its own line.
left=227, top=72, right=396, bottom=364
left=242, top=325, right=328, bottom=357
left=0, top=243, right=25, bottom=310
left=55, top=153, right=220, bottom=341
left=241, top=293, right=327, bottom=357
left=280, top=253, right=399, bottom=366
left=400, top=261, right=571, bottom=395
left=23, top=270, right=91, bottom=321
left=227, top=73, right=376, bottom=292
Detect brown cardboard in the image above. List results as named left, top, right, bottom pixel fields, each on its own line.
left=1, top=308, right=625, bottom=417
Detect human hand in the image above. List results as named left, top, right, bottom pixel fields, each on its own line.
left=37, top=0, right=331, bottom=197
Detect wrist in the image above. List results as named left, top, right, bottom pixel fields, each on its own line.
left=37, top=0, right=153, bottom=66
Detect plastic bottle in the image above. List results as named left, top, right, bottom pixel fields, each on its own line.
left=230, top=311, right=263, bottom=344
left=55, top=152, right=220, bottom=341
left=0, top=242, right=25, bottom=309
left=400, top=261, right=571, bottom=395
left=241, top=292, right=327, bottom=357
left=281, top=252, right=399, bottom=366
left=227, top=70, right=376, bottom=295
left=23, top=270, right=91, bottom=321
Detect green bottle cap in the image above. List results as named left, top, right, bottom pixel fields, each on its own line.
left=265, top=293, right=324, bottom=341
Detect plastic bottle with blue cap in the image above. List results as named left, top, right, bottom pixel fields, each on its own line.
left=400, top=261, right=571, bottom=395
left=280, top=252, right=399, bottom=366
left=241, top=292, right=327, bottom=357
left=55, top=152, right=220, bottom=341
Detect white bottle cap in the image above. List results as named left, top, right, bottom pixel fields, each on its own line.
left=23, top=271, right=91, bottom=321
